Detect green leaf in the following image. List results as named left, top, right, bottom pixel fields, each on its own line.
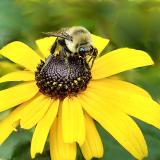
left=0, top=129, right=32, bottom=159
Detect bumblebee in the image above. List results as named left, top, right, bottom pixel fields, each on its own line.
left=36, top=26, right=96, bottom=97
left=45, top=26, right=98, bottom=68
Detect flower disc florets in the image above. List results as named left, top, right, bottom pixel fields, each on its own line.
left=35, top=54, right=91, bottom=99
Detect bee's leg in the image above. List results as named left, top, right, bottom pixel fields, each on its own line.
left=40, top=54, right=53, bottom=72
left=88, top=48, right=98, bottom=68
left=59, top=48, right=69, bottom=59
left=50, top=38, right=58, bottom=55
left=59, top=49, right=70, bottom=79
left=66, top=59, right=71, bottom=79
left=88, top=56, right=92, bottom=63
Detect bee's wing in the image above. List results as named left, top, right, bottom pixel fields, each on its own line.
left=43, top=28, right=73, bottom=41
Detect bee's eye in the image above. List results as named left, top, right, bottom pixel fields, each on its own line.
left=79, top=47, right=86, bottom=55
left=79, top=47, right=85, bottom=52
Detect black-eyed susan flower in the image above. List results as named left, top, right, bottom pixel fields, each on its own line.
left=0, top=34, right=160, bottom=160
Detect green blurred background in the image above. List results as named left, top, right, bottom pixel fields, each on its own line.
left=1, top=0, right=160, bottom=159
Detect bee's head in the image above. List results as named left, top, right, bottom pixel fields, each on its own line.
left=65, top=26, right=93, bottom=54
left=77, top=43, right=93, bottom=57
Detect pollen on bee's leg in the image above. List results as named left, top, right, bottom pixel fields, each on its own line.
left=35, top=55, right=91, bottom=99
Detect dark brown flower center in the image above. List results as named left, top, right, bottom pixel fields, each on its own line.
left=35, top=54, right=91, bottom=99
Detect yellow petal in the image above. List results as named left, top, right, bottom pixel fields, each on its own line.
left=88, top=79, right=160, bottom=129
left=81, top=113, right=103, bottom=159
left=91, top=34, right=109, bottom=57
left=0, top=104, right=25, bottom=144
left=92, top=48, right=154, bottom=79
left=36, top=37, right=56, bottom=58
left=62, top=97, right=85, bottom=145
left=89, top=78, right=151, bottom=98
left=0, top=71, right=35, bottom=83
left=0, top=41, right=41, bottom=72
left=50, top=111, right=77, bottom=160
left=0, top=121, right=18, bottom=145
left=0, top=61, right=20, bottom=76
left=20, top=94, right=51, bottom=129
left=78, top=91, right=148, bottom=160
left=0, top=82, right=39, bottom=112
left=0, top=114, right=18, bottom=144
left=31, top=99, right=59, bottom=158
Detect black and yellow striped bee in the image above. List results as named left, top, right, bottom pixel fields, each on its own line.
left=45, top=26, right=98, bottom=68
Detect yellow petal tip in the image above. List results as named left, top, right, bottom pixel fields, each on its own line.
left=92, top=47, right=154, bottom=79
left=124, top=48, right=154, bottom=65
left=1, top=41, right=22, bottom=51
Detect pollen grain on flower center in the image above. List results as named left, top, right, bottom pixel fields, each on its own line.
left=35, top=54, right=92, bottom=99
